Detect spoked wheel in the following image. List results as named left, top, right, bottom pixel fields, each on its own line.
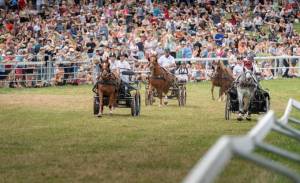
left=135, top=92, right=141, bottom=116
left=265, top=96, right=270, bottom=112
left=181, top=86, right=187, bottom=106
left=93, top=95, right=100, bottom=115
left=131, top=93, right=140, bottom=116
left=225, top=95, right=231, bottom=120
left=178, top=87, right=183, bottom=106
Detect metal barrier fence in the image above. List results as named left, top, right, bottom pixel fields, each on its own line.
left=0, top=55, right=299, bottom=87
left=183, top=98, right=300, bottom=183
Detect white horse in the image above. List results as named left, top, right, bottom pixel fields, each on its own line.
left=235, top=70, right=257, bottom=121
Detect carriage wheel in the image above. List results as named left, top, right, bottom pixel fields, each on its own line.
left=135, top=92, right=141, bottom=116
left=93, top=95, right=100, bottom=115
left=265, top=97, right=270, bottom=112
left=182, top=86, right=187, bottom=106
left=225, top=95, right=231, bottom=120
left=178, top=87, right=183, bottom=106
left=131, top=96, right=137, bottom=116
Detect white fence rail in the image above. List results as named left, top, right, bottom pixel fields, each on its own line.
left=0, top=55, right=299, bottom=87
left=183, top=98, right=300, bottom=183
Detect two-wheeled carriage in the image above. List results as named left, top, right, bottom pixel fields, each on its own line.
left=225, top=84, right=270, bottom=120
left=145, top=75, right=187, bottom=107
left=93, top=70, right=141, bottom=117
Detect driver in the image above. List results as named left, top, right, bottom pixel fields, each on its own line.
left=109, top=53, right=120, bottom=76
left=118, top=53, right=134, bottom=95
left=175, top=62, right=189, bottom=82
left=158, top=48, right=176, bottom=74
left=119, top=53, right=131, bottom=82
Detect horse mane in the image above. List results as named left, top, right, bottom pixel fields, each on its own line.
left=218, top=61, right=233, bottom=79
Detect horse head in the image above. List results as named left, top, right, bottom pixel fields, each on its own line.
left=245, top=70, right=253, bottom=82
left=100, top=61, right=111, bottom=80
left=239, top=70, right=256, bottom=87
left=148, top=55, right=158, bottom=75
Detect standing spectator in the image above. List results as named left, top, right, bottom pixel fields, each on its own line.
left=86, top=38, right=96, bottom=59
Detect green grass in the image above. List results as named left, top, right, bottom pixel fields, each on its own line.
left=0, top=79, right=300, bottom=183
left=295, top=23, right=300, bottom=34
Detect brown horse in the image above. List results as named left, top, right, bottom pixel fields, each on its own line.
left=96, top=61, right=119, bottom=117
left=211, top=61, right=234, bottom=101
left=148, top=55, right=177, bottom=106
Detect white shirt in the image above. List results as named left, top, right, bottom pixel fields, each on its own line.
left=253, top=16, right=263, bottom=26
left=119, top=60, right=131, bottom=82
left=233, top=64, right=244, bottom=77
left=158, top=55, right=175, bottom=69
left=109, top=60, right=120, bottom=72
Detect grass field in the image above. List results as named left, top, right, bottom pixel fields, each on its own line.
left=0, top=79, right=300, bottom=183
left=295, top=23, right=300, bottom=33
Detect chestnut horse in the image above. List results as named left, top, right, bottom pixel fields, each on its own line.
left=96, top=62, right=120, bottom=117
left=211, top=61, right=234, bottom=101
left=148, top=55, right=177, bottom=106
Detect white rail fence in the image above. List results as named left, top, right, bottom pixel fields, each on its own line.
left=183, top=98, right=300, bottom=183
left=0, top=55, right=299, bottom=87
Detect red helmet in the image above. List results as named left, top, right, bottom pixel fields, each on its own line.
left=243, top=59, right=253, bottom=70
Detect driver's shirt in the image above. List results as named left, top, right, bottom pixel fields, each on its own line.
left=119, top=60, right=131, bottom=82
left=158, top=55, right=175, bottom=70
left=109, top=60, right=120, bottom=73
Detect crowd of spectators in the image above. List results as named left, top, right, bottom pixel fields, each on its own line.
left=0, top=0, right=299, bottom=87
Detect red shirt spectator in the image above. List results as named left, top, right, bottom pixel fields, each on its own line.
left=18, top=0, right=26, bottom=10
left=164, top=8, right=169, bottom=19
left=5, top=23, right=14, bottom=32
left=230, top=15, right=237, bottom=26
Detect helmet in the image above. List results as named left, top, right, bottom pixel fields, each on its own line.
left=243, top=59, right=253, bottom=70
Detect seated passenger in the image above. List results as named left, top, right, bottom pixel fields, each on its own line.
left=175, top=62, right=189, bottom=82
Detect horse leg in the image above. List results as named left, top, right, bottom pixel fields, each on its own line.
left=98, top=91, right=103, bottom=117
left=237, top=87, right=244, bottom=121
left=220, top=87, right=226, bottom=102
left=245, top=89, right=255, bottom=120
left=243, top=95, right=251, bottom=120
left=164, top=94, right=168, bottom=105
left=218, top=87, right=222, bottom=102
left=108, top=94, right=114, bottom=115
left=211, top=85, right=215, bottom=100
left=158, top=91, right=163, bottom=107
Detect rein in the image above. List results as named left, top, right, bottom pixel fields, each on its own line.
left=235, top=72, right=257, bottom=88
left=98, top=72, right=119, bottom=86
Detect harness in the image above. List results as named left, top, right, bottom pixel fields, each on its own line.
left=95, top=72, right=120, bottom=88
left=235, top=71, right=257, bottom=88
left=150, top=75, right=166, bottom=80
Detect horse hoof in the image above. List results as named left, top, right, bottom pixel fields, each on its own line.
left=237, top=114, right=243, bottom=121
left=246, top=116, right=251, bottom=121
left=97, top=114, right=102, bottom=118
left=164, top=101, right=168, bottom=105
